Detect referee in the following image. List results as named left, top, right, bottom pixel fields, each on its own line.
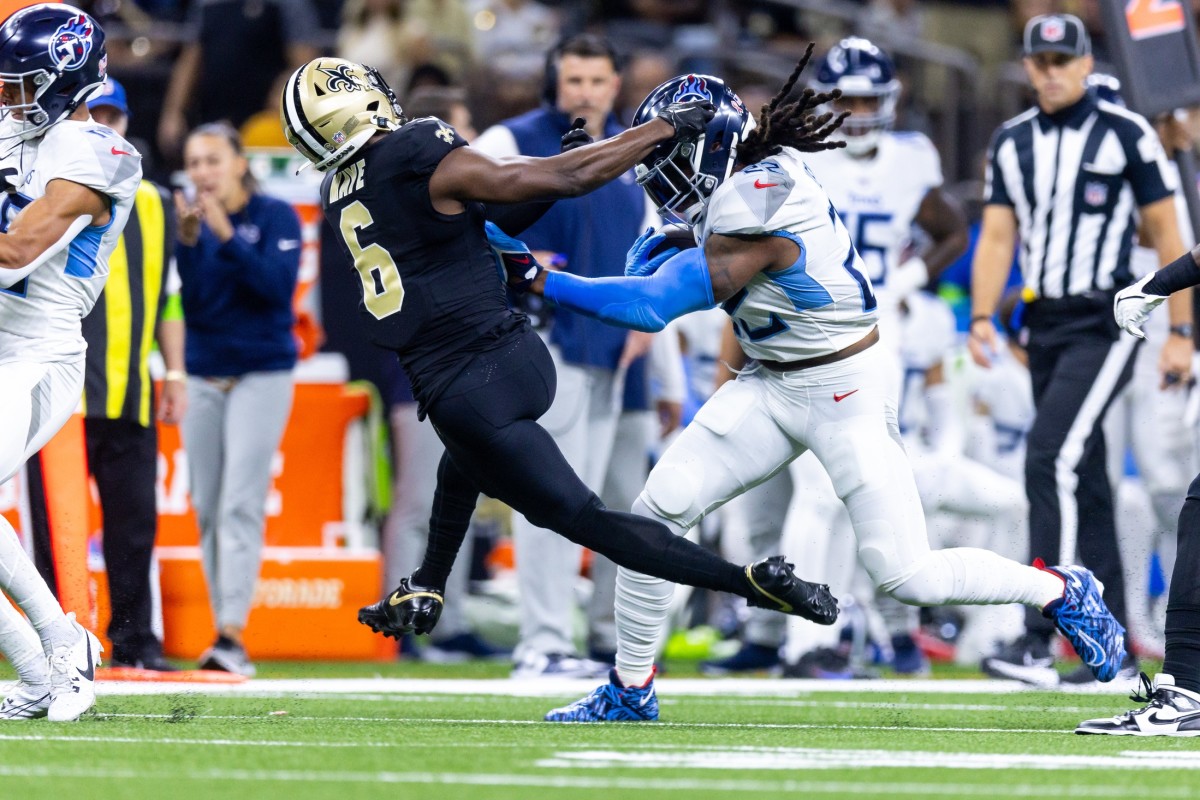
left=969, top=14, right=1194, bottom=687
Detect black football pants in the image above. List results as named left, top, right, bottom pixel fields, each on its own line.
left=415, top=328, right=748, bottom=597
left=1164, top=470, right=1200, bottom=692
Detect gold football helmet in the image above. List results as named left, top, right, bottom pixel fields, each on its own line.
left=281, top=57, right=404, bottom=172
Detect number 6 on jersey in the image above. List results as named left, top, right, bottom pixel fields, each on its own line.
left=339, top=200, right=404, bottom=319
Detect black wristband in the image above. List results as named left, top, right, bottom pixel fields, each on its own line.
left=969, top=314, right=992, bottom=327
left=1144, top=251, right=1200, bottom=296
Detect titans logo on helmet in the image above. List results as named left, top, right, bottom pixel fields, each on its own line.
left=49, top=14, right=94, bottom=72
left=318, top=64, right=363, bottom=93
left=672, top=75, right=713, bottom=104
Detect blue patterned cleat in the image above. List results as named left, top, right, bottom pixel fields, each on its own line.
left=1038, top=560, right=1126, bottom=683
left=544, top=668, right=659, bottom=722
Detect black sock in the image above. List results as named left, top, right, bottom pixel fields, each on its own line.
left=566, top=496, right=748, bottom=597
left=413, top=456, right=479, bottom=591
left=1164, top=484, right=1200, bottom=693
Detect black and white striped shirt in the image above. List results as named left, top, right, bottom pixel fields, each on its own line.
left=985, top=93, right=1175, bottom=300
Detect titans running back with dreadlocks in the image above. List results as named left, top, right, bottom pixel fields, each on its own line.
left=507, top=45, right=1129, bottom=722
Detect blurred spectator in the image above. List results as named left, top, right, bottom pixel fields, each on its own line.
left=239, top=73, right=293, bottom=150
left=339, top=0, right=475, bottom=95
left=174, top=123, right=300, bottom=676
left=406, top=85, right=477, bottom=138
left=157, top=0, right=321, bottom=164
left=467, top=0, right=559, bottom=81
left=616, top=50, right=673, bottom=125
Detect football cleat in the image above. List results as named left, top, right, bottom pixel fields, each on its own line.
left=47, top=614, right=102, bottom=722
left=358, top=576, right=444, bottom=639
left=0, top=682, right=51, bottom=720
left=1077, top=673, right=1200, bottom=736
left=980, top=632, right=1058, bottom=688
left=199, top=638, right=256, bottom=678
left=544, top=668, right=659, bottom=722
left=699, top=642, right=780, bottom=676
left=1038, top=561, right=1127, bottom=683
left=512, top=652, right=610, bottom=680
left=744, top=556, right=839, bottom=625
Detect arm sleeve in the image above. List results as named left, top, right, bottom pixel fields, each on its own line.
left=984, top=129, right=1013, bottom=207
left=218, top=200, right=301, bottom=305
left=1123, top=115, right=1176, bottom=207
left=484, top=200, right=555, bottom=236
left=542, top=247, right=716, bottom=333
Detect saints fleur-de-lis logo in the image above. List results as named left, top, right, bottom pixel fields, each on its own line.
left=436, top=126, right=454, bottom=143
left=318, top=64, right=362, bottom=93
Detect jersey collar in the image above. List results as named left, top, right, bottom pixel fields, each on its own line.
left=1036, top=92, right=1096, bottom=131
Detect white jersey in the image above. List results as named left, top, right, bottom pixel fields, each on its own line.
left=698, top=146, right=878, bottom=362
left=0, top=119, right=142, bottom=364
left=803, top=131, right=942, bottom=309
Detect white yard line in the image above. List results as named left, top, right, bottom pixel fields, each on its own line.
left=537, top=747, right=1200, bottom=771
left=89, top=677, right=1063, bottom=698
left=0, top=764, right=1187, bottom=796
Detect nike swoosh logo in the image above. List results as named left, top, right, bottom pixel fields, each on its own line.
left=753, top=179, right=778, bottom=189
left=1145, top=711, right=1183, bottom=726
left=833, top=390, right=859, bottom=402
left=77, top=639, right=95, bottom=682
left=510, top=255, right=531, bottom=264
left=110, top=146, right=133, bottom=156
left=387, top=590, right=441, bottom=606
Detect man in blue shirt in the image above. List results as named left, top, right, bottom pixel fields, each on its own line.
left=473, top=33, right=659, bottom=677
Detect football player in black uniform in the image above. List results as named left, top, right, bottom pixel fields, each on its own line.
left=280, top=58, right=839, bottom=641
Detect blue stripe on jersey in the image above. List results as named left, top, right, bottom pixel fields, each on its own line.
left=766, top=231, right=834, bottom=310
left=65, top=201, right=115, bottom=278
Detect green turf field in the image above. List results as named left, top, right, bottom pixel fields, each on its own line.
left=1, top=662, right=1197, bottom=800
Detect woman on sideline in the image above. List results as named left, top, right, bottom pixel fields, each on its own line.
left=174, top=123, right=300, bottom=677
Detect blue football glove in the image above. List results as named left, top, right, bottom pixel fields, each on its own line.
left=484, top=221, right=543, bottom=292
left=625, top=227, right=680, bottom=277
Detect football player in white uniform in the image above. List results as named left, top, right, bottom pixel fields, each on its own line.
left=0, top=5, right=141, bottom=722
left=503, top=48, right=1126, bottom=721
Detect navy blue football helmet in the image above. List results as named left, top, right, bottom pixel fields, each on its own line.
left=631, top=73, right=755, bottom=226
left=811, top=37, right=900, bottom=156
left=1086, top=73, right=1125, bottom=108
left=0, top=4, right=106, bottom=141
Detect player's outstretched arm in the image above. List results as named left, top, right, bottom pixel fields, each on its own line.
left=0, top=179, right=111, bottom=289
left=536, top=232, right=787, bottom=332
left=1115, top=245, right=1200, bottom=338
left=430, top=102, right=714, bottom=206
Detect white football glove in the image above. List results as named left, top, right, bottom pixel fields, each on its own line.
left=1113, top=273, right=1169, bottom=339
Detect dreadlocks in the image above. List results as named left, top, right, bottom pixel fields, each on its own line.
left=738, top=43, right=849, bottom=166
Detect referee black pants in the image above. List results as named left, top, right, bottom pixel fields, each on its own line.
left=414, top=325, right=748, bottom=597
left=1023, top=309, right=1139, bottom=637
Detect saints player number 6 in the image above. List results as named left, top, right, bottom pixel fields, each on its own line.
left=339, top=200, right=404, bottom=319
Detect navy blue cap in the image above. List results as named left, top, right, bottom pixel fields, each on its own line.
left=87, top=76, right=130, bottom=119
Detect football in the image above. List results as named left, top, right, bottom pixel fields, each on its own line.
left=647, top=222, right=698, bottom=261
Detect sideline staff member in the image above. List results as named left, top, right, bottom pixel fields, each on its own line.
left=969, top=14, right=1193, bottom=687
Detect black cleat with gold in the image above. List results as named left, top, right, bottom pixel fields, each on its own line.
left=744, top=555, right=839, bottom=625
left=358, top=576, right=444, bottom=639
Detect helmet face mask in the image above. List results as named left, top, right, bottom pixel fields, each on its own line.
left=632, top=74, right=754, bottom=226
left=811, top=37, right=900, bottom=157
left=0, top=4, right=107, bottom=142
left=281, top=58, right=405, bottom=172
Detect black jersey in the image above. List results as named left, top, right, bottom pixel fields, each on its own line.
left=321, top=117, right=521, bottom=410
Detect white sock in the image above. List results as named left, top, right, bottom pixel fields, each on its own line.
left=887, top=547, right=1064, bottom=609
left=614, top=496, right=682, bottom=687
left=0, top=591, right=49, bottom=685
left=0, top=518, right=73, bottom=650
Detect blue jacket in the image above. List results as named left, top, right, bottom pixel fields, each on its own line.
left=503, top=107, right=648, bottom=371
left=176, top=193, right=300, bottom=377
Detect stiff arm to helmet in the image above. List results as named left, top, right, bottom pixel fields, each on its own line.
left=542, top=246, right=716, bottom=333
